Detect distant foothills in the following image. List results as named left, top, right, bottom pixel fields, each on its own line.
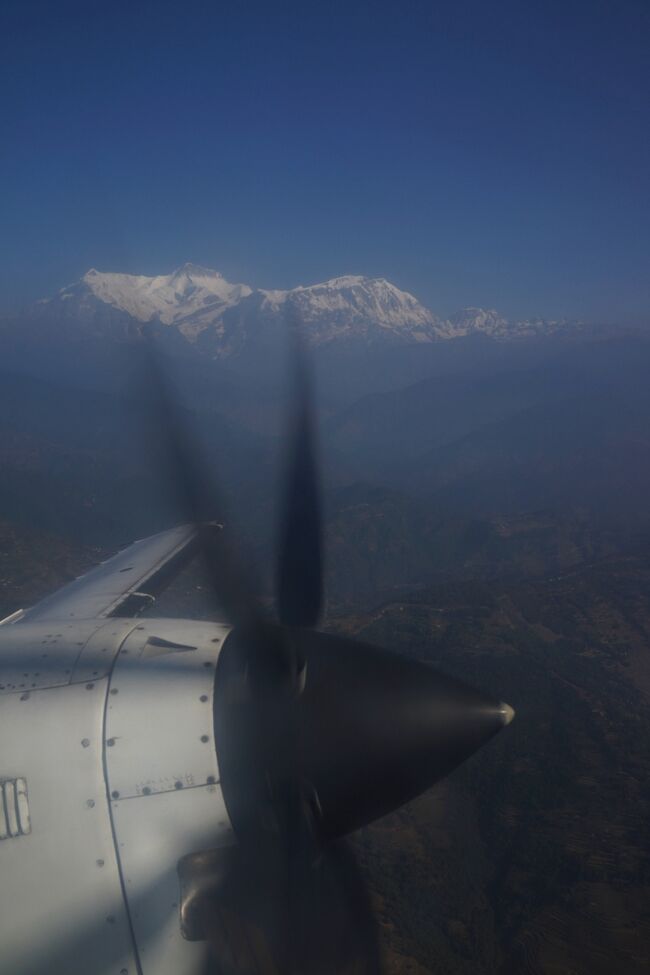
left=21, top=264, right=583, bottom=355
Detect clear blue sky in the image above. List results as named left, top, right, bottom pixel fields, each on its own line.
left=1, top=0, right=648, bottom=323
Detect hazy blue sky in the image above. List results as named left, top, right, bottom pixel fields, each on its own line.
left=1, top=0, right=648, bottom=322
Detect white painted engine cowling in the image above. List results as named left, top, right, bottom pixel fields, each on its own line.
left=104, top=618, right=236, bottom=974
left=0, top=616, right=236, bottom=975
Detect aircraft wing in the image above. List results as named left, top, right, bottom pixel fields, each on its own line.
left=17, top=524, right=199, bottom=623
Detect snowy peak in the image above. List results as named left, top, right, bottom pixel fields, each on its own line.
left=439, top=306, right=580, bottom=339
left=169, top=262, right=219, bottom=281
left=435, top=307, right=509, bottom=338
left=257, top=275, right=440, bottom=345
left=292, top=276, right=435, bottom=327
left=449, top=307, right=508, bottom=330
left=55, top=265, right=252, bottom=335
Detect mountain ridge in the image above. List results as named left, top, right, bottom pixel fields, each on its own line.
left=33, top=265, right=581, bottom=354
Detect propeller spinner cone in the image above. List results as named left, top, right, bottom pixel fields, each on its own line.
left=296, top=631, right=513, bottom=838
left=214, top=628, right=514, bottom=842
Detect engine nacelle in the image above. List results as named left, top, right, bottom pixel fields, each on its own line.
left=0, top=617, right=234, bottom=975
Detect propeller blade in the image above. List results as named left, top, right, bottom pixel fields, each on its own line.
left=187, top=835, right=379, bottom=974
left=138, top=332, right=266, bottom=634
left=276, top=315, right=323, bottom=628
left=136, top=327, right=513, bottom=975
left=285, top=799, right=380, bottom=974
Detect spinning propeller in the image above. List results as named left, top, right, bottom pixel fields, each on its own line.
left=143, top=316, right=514, bottom=974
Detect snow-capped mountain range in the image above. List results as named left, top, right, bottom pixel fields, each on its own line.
left=36, top=264, right=578, bottom=354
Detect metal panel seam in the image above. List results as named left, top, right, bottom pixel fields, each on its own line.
left=103, top=779, right=221, bottom=802
left=100, top=621, right=145, bottom=975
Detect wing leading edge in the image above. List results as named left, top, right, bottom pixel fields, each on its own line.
left=16, top=525, right=199, bottom=623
